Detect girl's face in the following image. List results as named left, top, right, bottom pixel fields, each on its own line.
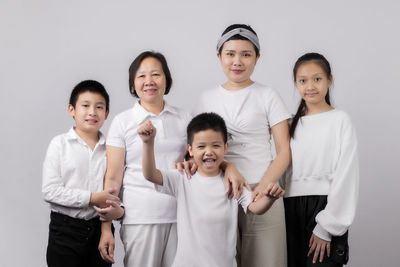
left=134, top=57, right=166, bottom=106
left=218, top=40, right=259, bottom=87
left=295, top=61, right=332, bottom=106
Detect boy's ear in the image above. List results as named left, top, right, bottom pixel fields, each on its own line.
left=224, top=143, right=229, bottom=154
left=67, top=104, right=75, bottom=118
left=105, top=110, right=109, bottom=120
left=187, top=144, right=193, bottom=157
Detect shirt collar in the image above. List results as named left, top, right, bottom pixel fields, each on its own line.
left=132, top=100, right=179, bottom=125
left=65, top=127, right=105, bottom=145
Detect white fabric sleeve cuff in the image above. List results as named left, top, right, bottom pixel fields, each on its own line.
left=82, top=190, right=92, bottom=207
left=313, top=223, right=332, bottom=241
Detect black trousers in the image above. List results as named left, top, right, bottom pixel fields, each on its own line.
left=284, top=196, right=349, bottom=267
left=46, top=212, right=113, bottom=267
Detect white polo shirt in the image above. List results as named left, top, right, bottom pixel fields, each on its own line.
left=42, top=128, right=106, bottom=220
left=107, top=101, right=191, bottom=224
left=195, top=83, right=290, bottom=184
left=157, top=170, right=251, bottom=267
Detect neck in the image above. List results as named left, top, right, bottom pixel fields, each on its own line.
left=222, top=79, right=254, bottom=91
left=197, top=168, right=220, bottom=178
left=74, top=127, right=99, bottom=150
left=140, top=100, right=164, bottom=115
left=305, top=101, right=333, bottom=116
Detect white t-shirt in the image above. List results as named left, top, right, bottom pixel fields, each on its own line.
left=42, top=128, right=106, bottom=220
left=107, top=101, right=191, bottom=224
left=282, top=109, right=359, bottom=241
left=195, top=83, right=290, bottom=184
left=157, top=170, right=251, bottom=267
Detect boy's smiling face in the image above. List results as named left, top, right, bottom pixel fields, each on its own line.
left=68, top=91, right=108, bottom=136
left=187, top=129, right=228, bottom=177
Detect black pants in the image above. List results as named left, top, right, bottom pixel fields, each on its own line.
left=46, top=212, right=113, bottom=267
left=284, top=196, right=349, bottom=267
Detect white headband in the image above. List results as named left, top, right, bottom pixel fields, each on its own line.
left=216, top=28, right=260, bottom=52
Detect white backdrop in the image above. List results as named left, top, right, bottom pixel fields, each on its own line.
left=1, top=1, right=399, bottom=266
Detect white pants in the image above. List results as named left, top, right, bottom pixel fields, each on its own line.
left=120, top=223, right=177, bottom=267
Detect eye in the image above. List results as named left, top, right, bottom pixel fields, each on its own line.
left=82, top=104, right=89, bottom=107
left=137, top=74, right=145, bottom=78
left=226, top=52, right=234, bottom=57
left=97, top=106, right=104, bottom=110
left=197, top=145, right=205, bottom=149
left=314, top=77, right=322, bottom=82
left=213, top=144, right=221, bottom=148
left=243, top=53, right=251, bottom=57
left=152, top=73, right=160, bottom=76
left=298, top=79, right=306, bottom=84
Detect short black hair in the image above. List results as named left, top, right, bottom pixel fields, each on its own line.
left=69, top=80, right=110, bottom=111
left=219, top=24, right=260, bottom=56
left=128, top=51, right=173, bottom=98
left=187, top=112, right=228, bottom=145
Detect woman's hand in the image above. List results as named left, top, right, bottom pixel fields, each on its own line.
left=308, top=233, right=331, bottom=263
left=94, top=200, right=124, bottom=221
left=223, top=162, right=250, bottom=199
left=173, top=159, right=197, bottom=178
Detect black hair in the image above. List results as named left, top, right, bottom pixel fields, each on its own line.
left=69, top=80, right=110, bottom=111
left=218, top=24, right=260, bottom=56
left=187, top=112, right=228, bottom=145
left=290, top=52, right=332, bottom=138
left=128, top=51, right=172, bottom=98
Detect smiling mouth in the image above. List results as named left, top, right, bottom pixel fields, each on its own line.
left=86, top=119, right=98, bottom=124
left=144, top=89, right=158, bottom=94
left=232, top=69, right=244, bottom=74
left=203, top=158, right=216, bottom=168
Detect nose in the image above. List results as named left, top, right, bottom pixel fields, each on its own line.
left=233, top=55, right=242, bottom=66
left=144, top=75, right=155, bottom=86
left=88, top=105, right=96, bottom=116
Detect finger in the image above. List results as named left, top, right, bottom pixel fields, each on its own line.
left=235, top=183, right=243, bottom=200
left=99, top=245, right=112, bottom=263
left=327, top=242, right=331, bottom=257
left=176, top=163, right=184, bottom=174
left=106, top=200, right=119, bottom=207
left=251, top=191, right=257, bottom=202
left=190, top=162, right=197, bottom=175
left=224, top=176, right=230, bottom=194
left=93, top=206, right=102, bottom=212
left=109, top=242, right=115, bottom=263
left=319, top=243, right=326, bottom=262
left=313, top=243, right=321, bottom=263
left=278, top=189, right=285, bottom=198
left=265, top=183, right=274, bottom=195
left=184, top=162, right=192, bottom=179
left=307, top=239, right=316, bottom=256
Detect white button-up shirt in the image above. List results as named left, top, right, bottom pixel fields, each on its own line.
left=107, top=101, right=190, bottom=224
left=42, top=128, right=106, bottom=220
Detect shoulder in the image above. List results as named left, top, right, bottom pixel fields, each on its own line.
left=251, top=83, right=281, bottom=97
left=166, top=104, right=192, bottom=122
left=328, top=110, right=354, bottom=126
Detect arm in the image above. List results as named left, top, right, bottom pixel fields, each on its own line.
left=99, top=144, right=126, bottom=263
left=138, top=120, right=163, bottom=185
left=247, top=183, right=285, bottom=214
left=253, top=120, right=291, bottom=200
left=42, top=138, right=118, bottom=208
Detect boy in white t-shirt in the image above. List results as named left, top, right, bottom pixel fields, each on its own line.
left=138, top=112, right=284, bottom=267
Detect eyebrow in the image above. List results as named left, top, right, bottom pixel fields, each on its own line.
left=224, top=49, right=253, bottom=53
left=297, top=72, right=325, bottom=78
left=137, top=69, right=161, bottom=74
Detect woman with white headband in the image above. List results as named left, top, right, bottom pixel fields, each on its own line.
left=194, top=24, right=291, bottom=267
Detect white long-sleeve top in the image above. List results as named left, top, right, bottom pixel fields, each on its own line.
left=42, top=128, right=106, bottom=220
left=282, top=109, right=359, bottom=241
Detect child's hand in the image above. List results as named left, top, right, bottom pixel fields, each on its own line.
left=99, top=227, right=115, bottom=263
left=138, top=120, right=156, bottom=143
left=308, top=233, right=331, bottom=263
left=94, top=200, right=124, bottom=221
left=90, top=189, right=120, bottom=208
left=264, top=183, right=285, bottom=199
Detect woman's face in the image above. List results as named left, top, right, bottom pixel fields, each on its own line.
left=134, top=57, right=166, bottom=105
left=295, top=61, right=332, bottom=106
left=218, top=39, right=259, bottom=86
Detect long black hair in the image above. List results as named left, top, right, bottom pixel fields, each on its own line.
left=289, top=53, right=332, bottom=138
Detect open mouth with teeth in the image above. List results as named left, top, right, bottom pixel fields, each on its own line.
left=203, top=158, right=216, bottom=168
left=85, top=119, right=98, bottom=125
left=144, top=89, right=158, bottom=94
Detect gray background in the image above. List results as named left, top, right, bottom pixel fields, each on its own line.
left=1, top=0, right=399, bottom=266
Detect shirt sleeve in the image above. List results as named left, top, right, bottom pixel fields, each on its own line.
left=265, top=88, right=291, bottom=127
left=106, top=115, right=126, bottom=148
left=237, top=187, right=252, bottom=213
left=155, top=169, right=183, bottom=197
left=41, top=137, right=91, bottom=208
left=313, top=114, right=359, bottom=240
